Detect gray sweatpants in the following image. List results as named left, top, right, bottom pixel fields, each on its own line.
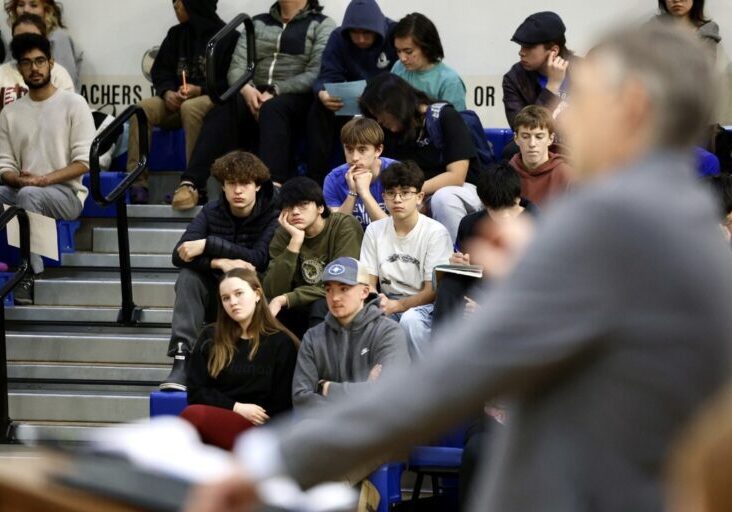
left=0, top=184, right=82, bottom=274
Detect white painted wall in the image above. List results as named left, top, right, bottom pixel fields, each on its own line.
left=2, top=0, right=729, bottom=125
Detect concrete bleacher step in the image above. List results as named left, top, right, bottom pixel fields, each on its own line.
left=127, top=204, right=201, bottom=220
left=61, top=252, right=175, bottom=269
left=33, top=270, right=176, bottom=308
left=5, top=305, right=173, bottom=325
left=9, top=389, right=150, bottom=423
left=8, top=363, right=168, bottom=384
left=7, top=329, right=170, bottom=365
left=93, top=226, right=186, bottom=254
left=14, top=422, right=117, bottom=445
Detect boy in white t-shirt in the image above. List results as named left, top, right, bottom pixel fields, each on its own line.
left=360, top=161, right=453, bottom=359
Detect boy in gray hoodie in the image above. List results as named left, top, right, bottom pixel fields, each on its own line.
left=292, top=256, right=409, bottom=412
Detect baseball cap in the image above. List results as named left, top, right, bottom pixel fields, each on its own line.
left=511, top=11, right=566, bottom=46
left=321, top=257, right=370, bottom=286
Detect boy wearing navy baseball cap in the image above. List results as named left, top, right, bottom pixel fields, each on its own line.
left=291, top=256, right=409, bottom=412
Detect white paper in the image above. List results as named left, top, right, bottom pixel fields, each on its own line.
left=4, top=204, right=59, bottom=261
left=324, top=80, right=367, bottom=117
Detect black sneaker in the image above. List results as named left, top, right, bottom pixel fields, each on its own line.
left=13, top=274, right=35, bottom=306
left=159, top=342, right=188, bottom=391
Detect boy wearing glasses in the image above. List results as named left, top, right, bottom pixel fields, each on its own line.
left=360, top=161, right=452, bottom=360
left=0, top=33, right=94, bottom=304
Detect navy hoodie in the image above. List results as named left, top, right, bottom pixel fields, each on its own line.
left=312, top=0, right=396, bottom=93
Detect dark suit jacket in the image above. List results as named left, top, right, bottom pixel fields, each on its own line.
left=272, top=152, right=732, bottom=511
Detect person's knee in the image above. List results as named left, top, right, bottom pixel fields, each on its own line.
left=180, top=404, right=208, bottom=426
left=15, top=187, right=46, bottom=213
left=431, top=186, right=463, bottom=211
left=175, top=268, right=210, bottom=293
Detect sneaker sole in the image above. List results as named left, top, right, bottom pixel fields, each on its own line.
left=159, top=382, right=187, bottom=392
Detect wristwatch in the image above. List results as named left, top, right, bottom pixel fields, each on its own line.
left=347, top=191, right=358, bottom=197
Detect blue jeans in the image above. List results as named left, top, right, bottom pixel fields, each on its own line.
left=391, top=303, right=434, bottom=361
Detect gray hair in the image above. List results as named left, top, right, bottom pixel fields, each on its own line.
left=589, top=24, right=717, bottom=149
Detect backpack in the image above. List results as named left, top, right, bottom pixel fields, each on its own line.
left=423, top=102, right=495, bottom=172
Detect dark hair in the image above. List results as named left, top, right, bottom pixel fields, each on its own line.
left=658, top=0, right=708, bottom=26
left=707, top=175, right=732, bottom=218
left=278, top=176, right=330, bottom=218
left=380, top=160, right=425, bottom=191
left=393, top=12, right=444, bottom=63
left=359, top=73, right=433, bottom=142
left=10, top=32, right=50, bottom=61
left=477, top=163, right=522, bottom=209
left=211, top=151, right=270, bottom=186
left=4, top=0, right=66, bottom=30
left=12, top=13, right=46, bottom=37
left=211, top=268, right=298, bottom=376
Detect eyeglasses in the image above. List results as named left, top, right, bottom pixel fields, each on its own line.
left=18, top=56, right=48, bottom=70
left=383, top=190, right=418, bottom=200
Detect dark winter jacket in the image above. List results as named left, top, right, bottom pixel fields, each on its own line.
left=502, top=60, right=574, bottom=129
left=292, top=296, right=409, bottom=412
left=151, top=0, right=239, bottom=98
left=227, top=2, right=335, bottom=94
left=172, top=182, right=280, bottom=274
left=312, top=0, right=396, bottom=93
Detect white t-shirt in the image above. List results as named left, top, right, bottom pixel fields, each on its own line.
left=361, top=214, right=453, bottom=297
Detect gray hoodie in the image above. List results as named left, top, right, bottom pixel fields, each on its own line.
left=292, top=296, right=409, bottom=412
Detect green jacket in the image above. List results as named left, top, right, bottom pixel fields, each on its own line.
left=227, top=2, right=335, bottom=95
left=264, top=213, right=363, bottom=309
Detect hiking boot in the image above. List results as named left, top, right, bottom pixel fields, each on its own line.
left=13, top=273, right=35, bottom=306
left=171, top=182, right=198, bottom=211
left=159, top=342, right=188, bottom=391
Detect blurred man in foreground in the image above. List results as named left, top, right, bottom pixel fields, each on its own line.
left=185, top=25, right=732, bottom=512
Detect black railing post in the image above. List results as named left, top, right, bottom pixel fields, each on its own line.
left=0, top=206, right=31, bottom=444
left=89, top=105, right=148, bottom=325
left=206, top=14, right=256, bottom=105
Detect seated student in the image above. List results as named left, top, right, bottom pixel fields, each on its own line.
left=502, top=11, right=574, bottom=131
left=307, top=0, right=397, bottom=182
left=508, top=105, right=571, bottom=206
left=391, top=12, right=466, bottom=111
left=5, top=0, right=81, bottom=90
left=323, top=117, right=394, bottom=231
left=0, top=13, right=73, bottom=109
left=359, top=73, right=482, bottom=243
left=654, top=0, right=720, bottom=57
left=173, top=0, right=336, bottom=209
left=182, top=268, right=299, bottom=451
left=0, top=34, right=94, bottom=304
left=161, top=151, right=280, bottom=391
left=126, top=0, right=237, bottom=205
left=264, top=176, right=363, bottom=338
left=432, top=163, right=539, bottom=329
left=360, top=161, right=452, bottom=360
left=291, top=256, right=409, bottom=412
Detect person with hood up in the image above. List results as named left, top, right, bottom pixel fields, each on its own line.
left=160, top=151, right=281, bottom=392
left=292, top=256, right=408, bottom=413
left=306, top=0, right=397, bottom=184
left=508, top=105, right=571, bottom=206
left=127, top=0, right=238, bottom=204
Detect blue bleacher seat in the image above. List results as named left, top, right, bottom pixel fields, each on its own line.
left=81, top=172, right=129, bottom=218
left=0, top=219, right=80, bottom=269
left=0, top=271, right=17, bottom=306
left=150, top=390, right=188, bottom=417
left=367, top=462, right=405, bottom=512
left=484, top=128, right=514, bottom=159
left=148, top=128, right=187, bottom=172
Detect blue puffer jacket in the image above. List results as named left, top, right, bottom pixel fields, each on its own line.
left=312, top=0, right=396, bottom=93
left=172, top=182, right=280, bottom=274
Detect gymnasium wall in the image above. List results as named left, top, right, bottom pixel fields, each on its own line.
left=2, top=0, right=730, bottom=126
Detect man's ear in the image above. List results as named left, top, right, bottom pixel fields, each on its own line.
left=317, top=205, right=325, bottom=216
left=49, top=58, right=54, bottom=70
left=374, top=144, right=384, bottom=159
left=360, top=284, right=370, bottom=300
left=549, top=132, right=555, bottom=144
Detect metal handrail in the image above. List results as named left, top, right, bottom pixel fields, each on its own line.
left=88, top=105, right=148, bottom=325
left=206, top=13, right=256, bottom=105
left=0, top=206, right=31, bottom=443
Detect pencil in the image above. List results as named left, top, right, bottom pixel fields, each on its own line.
left=182, top=70, right=188, bottom=95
